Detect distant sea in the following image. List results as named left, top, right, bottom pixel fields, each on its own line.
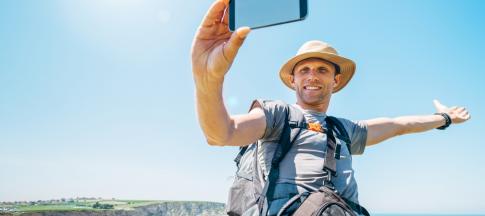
left=374, top=214, right=485, bottom=216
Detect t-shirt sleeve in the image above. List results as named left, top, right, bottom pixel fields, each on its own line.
left=250, top=99, right=286, bottom=141
left=336, top=118, right=368, bottom=155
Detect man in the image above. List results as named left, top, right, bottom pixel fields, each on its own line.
left=191, top=0, right=471, bottom=215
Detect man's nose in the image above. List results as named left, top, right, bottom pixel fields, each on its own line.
left=306, top=69, right=320, bottom=81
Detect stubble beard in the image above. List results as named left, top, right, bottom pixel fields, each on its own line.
left=296, top=84, right=331, bottom=107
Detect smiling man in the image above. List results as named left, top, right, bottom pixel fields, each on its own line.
left=191, top=0, right=471, bottom=215
left=286, top=56, right=342, bottom=110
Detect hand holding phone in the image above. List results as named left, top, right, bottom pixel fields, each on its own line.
left=191, top=0, right=251, bottom=82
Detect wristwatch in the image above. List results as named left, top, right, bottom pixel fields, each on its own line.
left=434, top=113, right=452, bottom=130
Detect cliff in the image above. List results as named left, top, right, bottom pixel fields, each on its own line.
left=0, top=201, right=226, bottom=216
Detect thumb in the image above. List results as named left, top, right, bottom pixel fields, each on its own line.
left=223, top=26, right=251, bottom=62
left=433, top=99, right=447, bottom=110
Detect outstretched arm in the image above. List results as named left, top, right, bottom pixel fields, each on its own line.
left=191, top=0, right=265, bottom=147
left=364, top=100, right=471, bottom=146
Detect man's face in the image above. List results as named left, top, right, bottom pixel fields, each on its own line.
left=290, top=58, right=341, bottom=106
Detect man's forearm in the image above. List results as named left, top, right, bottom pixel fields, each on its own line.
left=195, top=77, right=233, bottom=146
left=395, top=114, right=447, bottom=135
left=367, top=100, right=470, bottom=146
left=366, top=114, right=447, bottom=146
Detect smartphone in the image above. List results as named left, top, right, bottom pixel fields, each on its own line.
left=229, top=0, right=308, bottom=31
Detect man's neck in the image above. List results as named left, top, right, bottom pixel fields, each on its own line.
left=296, top=101, right=329, bottom=113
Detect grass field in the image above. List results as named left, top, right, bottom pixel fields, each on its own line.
left=0, top=199, right=166, bottom=214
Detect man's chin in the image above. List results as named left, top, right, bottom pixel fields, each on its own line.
left=296, top=90, right=328, bottom=106
left=301, top=97, right=324, bottom=106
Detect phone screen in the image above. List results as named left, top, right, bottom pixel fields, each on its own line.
left=229, top=0, right=307, bottom=31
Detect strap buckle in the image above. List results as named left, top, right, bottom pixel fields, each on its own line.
left=322, top=170, right=336, bottom=191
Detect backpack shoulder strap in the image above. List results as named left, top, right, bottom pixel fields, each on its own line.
left=279, top=103, right=306, bottom=159
left=323, top=116, right=352, bottom=180
left=260, top=103, right=305, bottom=215
left=233, top=99, right=290, bottom=166
left=326, top=116, right=351, bottom=154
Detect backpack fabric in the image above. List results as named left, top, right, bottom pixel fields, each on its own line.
left=277, top=187, right=355, bottom=216
left=225, top=100, right=303, bottom=216
left=275, top=117, right=369, bottom=216
left=225, top=100, right=369, bottom=216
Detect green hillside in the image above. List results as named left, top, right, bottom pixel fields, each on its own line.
left=0, top=198, right=225, bottom=216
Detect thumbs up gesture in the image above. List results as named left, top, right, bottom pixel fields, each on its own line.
left=433, top=99, right=471, bottom=124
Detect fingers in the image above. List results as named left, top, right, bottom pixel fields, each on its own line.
left=201, top=0, right=229, bottom=27
left=433, top=99, right=447, bottom=110
left=222, top=6, right=229, bottom=26
left=458, top=107, right=470, bottom=118
left=432, top=99, right=440, bottom=106
left=459, top=111, right=471, bottom=121
left=453, top=106, right=471, bottom=123
left=223, top=27, right=251, bottom=62
left=432, top=98, right=471, bottom=123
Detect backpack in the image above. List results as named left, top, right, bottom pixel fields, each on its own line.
left=225, top=101, right=370, bottom=216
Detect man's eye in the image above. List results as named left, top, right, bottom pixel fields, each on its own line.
left=319, top=68, right=328, bottom=73
left=300, top=69, right=309, bottom=74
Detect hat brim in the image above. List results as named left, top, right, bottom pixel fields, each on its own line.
left=279, top=52, right=356, bottom=93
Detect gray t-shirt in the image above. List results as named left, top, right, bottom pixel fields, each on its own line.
left=252, top=100, right=367, bottom=215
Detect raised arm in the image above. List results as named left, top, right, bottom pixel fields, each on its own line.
left=364, top=100, right=471, bottom=146
left=191, top=0, right=265, bottom=147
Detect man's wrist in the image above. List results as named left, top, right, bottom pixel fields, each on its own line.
left=194, top=75, right=224, bottom=96
left=434, top=113, right=452, bottom=130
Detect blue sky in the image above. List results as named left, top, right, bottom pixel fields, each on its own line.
left=1, top=0, right=484, bottom=214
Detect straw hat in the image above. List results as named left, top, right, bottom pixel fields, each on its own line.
left=279, top=40, right=356, bottom=93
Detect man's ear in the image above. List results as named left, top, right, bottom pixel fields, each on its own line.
left=334, top=74, right=342, bottom=87
left=290, top=75, right=296, bottom=88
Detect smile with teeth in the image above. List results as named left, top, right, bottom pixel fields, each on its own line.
left=304, top=86, right=322, bottom=90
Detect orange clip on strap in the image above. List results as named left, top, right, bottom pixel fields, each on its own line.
left=307, top=122, right=323, bottom=133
